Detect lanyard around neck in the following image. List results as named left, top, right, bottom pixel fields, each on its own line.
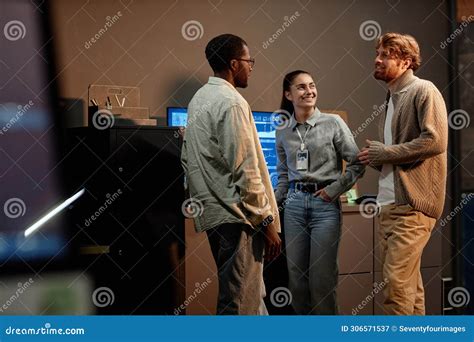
left=296, top=124, right=310, bottom=151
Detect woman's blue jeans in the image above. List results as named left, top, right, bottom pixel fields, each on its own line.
left=283, top=188, right=341, bottom=315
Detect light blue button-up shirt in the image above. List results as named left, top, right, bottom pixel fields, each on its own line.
left=275, top=108, right=364, bottom=202
left=181, top=77, right=280, bottom=233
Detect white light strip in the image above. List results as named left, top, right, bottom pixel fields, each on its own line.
left=24, top=188, right=85, bottom=238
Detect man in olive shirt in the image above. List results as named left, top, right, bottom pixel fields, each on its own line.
left=181, top=34, right=281, bottom=315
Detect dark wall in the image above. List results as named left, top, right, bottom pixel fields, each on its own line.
left=49, top=0, right=450, bottom=194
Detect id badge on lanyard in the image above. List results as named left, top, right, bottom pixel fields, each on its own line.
left=296, top=125, right=310, bottom=171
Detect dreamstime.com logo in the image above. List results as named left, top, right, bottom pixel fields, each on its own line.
left=359, top=198, right=379, bottom=219
left=270, top=287, right=292, bottom=307
left=181, top=198, right=204, bottom=218
left=448, top=109, right=470, bottom=130
left=0, top=100, right=35, bottom=135
left=270, top=110, right=293, bottom=130
left=359, top=20, right=381, bottom=41
left=92, top=287, right=115, bottom=308
left=3, top=197, right=26, bottom=219
left=173, top=101, right=212, bottom=138
left=440, top=15, right=474, bottom=49
left=448, top=287, right=470, bottom=308
left=84, top=11, right=123, bottom=49
left=262, top=11, right=301, bottom=49
left=174, top=278, right=212, bottom=315
left=3, top=20, right=26, bottom=41
left=352, top=103, right=385, bottom=138
left=181, top=20, right=203, bottom=41
left=280, top=191, right=297, bottom=206
left=5, top=323, right=85, bottom=336
left=173, top=126, right=186, bottom=139
left=0, top=278, right=34, bottom=313
left=84, top=189, right=122, bottom=227
left=439, top=193, right=474, bottom=227
left=352, top=278, right=388, bottom=315
left=91, top=109, right=115, bottom=130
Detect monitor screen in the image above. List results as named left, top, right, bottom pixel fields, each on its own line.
left=0, top=0, right=72, bottom=269
left=167, top=107, right=279, bottom=188
left=167, top=107, right=188, bottom=127
left=251, top=111, right=278, bottom=187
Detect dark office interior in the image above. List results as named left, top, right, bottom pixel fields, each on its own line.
left=0, top=0, right=473, bottom=315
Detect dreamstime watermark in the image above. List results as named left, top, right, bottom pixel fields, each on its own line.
left=3, top=197, right=26, bottom=219
left=270, top=287, right=292, bottom=307
left=5, top=323, right=85, bottom=336
left=3, top=20, right=26, bottom=41
left=174, top=278, right=212, bottom=315
left=261, top=191, right=298, bottom=228
left=278, top=190, right=297, bottom=211
left=91, top=109, right=115, bottom=130
left=359, top=198, right=379, bottom=219
left=262, top=11, right=301, bottom=49
left=0, top=278, right=34, bottom=313
left=173, top=126, right=185, bottom=139
left=440, top=15, right=474, bottom=49
left=172, top=101, right=212, bottom=138
left=181, top=198, right=204, bottom=218
left=270, top=172, right=279, bottom=188
left=84, top=11, right=123, bottom=49
left=0, top=101, right=34, bottom=135
left=448, top=109, right=470, bottom=130
left=447, top=286, right=470, bottom=308
left=181, top=20, right=204, bottom=41
left=352, top=278, right=388, bottom=315
left=359, top=20, right=381, bottom=41
left=270, top=109, right=293, bottom=130
left=439, top=193, right=474, bottom=227
left=84, top=189, right=122, bottom=227
left=92, top=287, right=115, bottom=307
left=352, top=103, right=385, bottom=138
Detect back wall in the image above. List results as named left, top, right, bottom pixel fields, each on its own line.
left=50, top=0, right=451, bottom=197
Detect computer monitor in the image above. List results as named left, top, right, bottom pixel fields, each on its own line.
left=0, top=0, right=76, bottom=272
left=252, top=111, right=278, bottom=187
left=166, top=107, right=279, bottom=188
left=167, top=107, right=188, bottom=127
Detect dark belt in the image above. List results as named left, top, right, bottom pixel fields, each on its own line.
left=289, top=180, right=333, bottom=193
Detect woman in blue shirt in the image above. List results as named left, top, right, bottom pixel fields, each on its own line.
left=275, top=70, right=364, bottom=314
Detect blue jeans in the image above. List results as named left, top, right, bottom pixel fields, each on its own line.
left=284, top=189, right=341, bottom=314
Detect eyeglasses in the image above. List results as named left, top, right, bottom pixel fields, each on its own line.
left=236, top=58, right=255, bottom=68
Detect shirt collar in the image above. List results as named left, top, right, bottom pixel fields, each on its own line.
left=388, top=69, right=417, bottom=95
left=290, top=107, right=321, bottom=129
left=208, top=76, right=236, bottom=90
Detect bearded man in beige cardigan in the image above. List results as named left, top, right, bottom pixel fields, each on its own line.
left=357, top=32, right=448, bottom=315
